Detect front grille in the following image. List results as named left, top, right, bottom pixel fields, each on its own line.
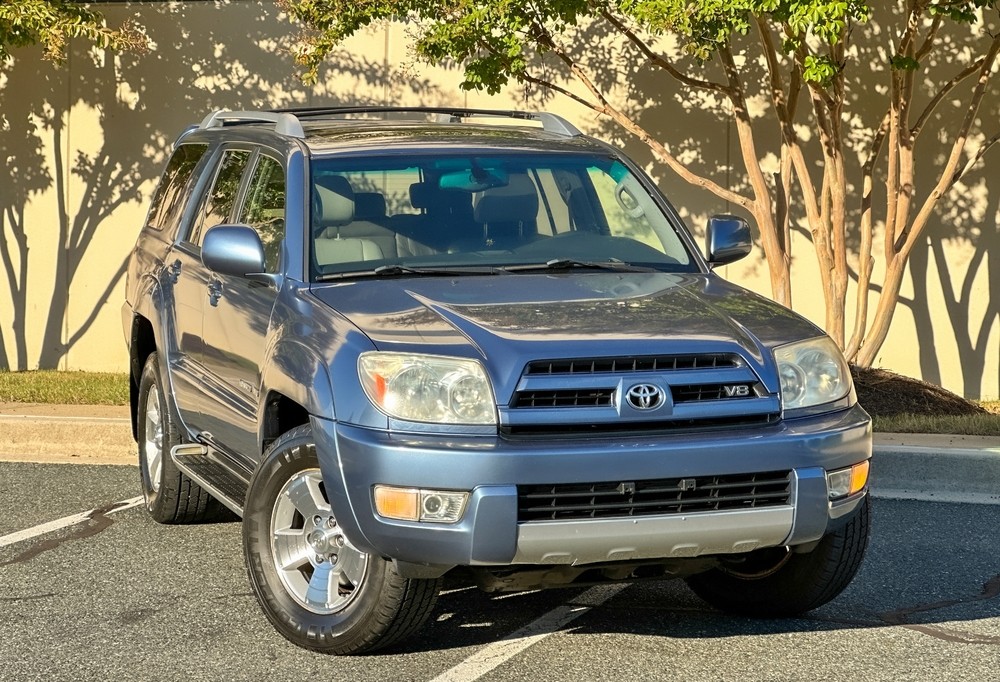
left=512, top=389, right=615, bottom=409
left=517, top=471, right=791, bottom=522
left=525, top=353, right=741, bottom=376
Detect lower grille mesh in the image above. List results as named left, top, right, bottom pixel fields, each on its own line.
left=517, top=471, right=791, bottom=522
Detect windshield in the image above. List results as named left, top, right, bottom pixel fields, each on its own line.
left=308, top=152, right=698, bottom=280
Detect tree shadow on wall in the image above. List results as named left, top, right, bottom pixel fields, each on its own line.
left=906, top=187, right=999, bottom=398
left=508, top=7, right=997, bottom=397
left=0, top=5, right=446, bottom=370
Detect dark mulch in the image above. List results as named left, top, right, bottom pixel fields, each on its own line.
left=851, top=366, right=988, bottom=418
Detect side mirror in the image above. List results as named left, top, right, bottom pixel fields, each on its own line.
left=706, top=214, right=752, bottom=266
left=202, top=224, right=270, bottom=282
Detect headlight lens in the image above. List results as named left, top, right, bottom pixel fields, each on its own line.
left=774, top=337, right=852, bottom=411
left=358, top=352, right=496, bottom=425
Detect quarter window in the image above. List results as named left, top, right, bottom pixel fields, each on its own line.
left=145, top=144, right=207, bottom=234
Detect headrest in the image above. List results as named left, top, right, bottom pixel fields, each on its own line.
left=411, top=181, right=475, bottom=216
left=314, top=176, right=354, bottom=227
left=409, top=181, right=435, bottom=210
left=474, top=174, right=539, bottom=224
left=354, top=192, right=387, bottom=220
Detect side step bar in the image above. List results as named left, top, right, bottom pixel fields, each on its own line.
left=170, top=443, right=249, bottom=517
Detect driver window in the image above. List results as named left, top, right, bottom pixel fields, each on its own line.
left=239, top=155, right=285, bottom=273
left=587, top=167, right=690, bottom=264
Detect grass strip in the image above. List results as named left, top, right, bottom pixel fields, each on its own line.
left=873, top=413, right=1000, bottom=437
left=0, top=370, right=129, bottom=405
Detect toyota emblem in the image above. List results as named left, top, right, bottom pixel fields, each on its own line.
left=626, top=384, right=664, bottom=410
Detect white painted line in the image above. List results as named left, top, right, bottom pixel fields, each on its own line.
left=430, top=583, right=628, bottom=682
left=0, top=414, right=131, bottom=424
left=871, top=489, right=1000, bottom=505
left=0, top=496, right=144, bottom=549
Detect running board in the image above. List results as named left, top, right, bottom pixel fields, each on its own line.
left=170, top=443, right=249, bottom=517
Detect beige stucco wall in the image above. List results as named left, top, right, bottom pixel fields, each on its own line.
left=0, top=1, right=996, bottom=399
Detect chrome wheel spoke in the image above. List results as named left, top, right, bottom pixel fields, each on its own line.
left=146, top=446, right=162, bottom=487
left=273, top=530, right=312, bottom=572
left=283, top=472, right=330, bottom=518
left=306, top=561, right=338, bottom=608
left=334, top=544, right=367, bottom=589
left=143, top=387, right=164, bottom=492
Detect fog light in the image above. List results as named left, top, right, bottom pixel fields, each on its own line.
left=374, top=486, right=468, bottom=523
left=827, top=461, right=870, bottom=500
left=420, top=491, right=468, bottom=523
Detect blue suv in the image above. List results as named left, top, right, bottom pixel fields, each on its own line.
left=122, top=107, right=871, bottom=654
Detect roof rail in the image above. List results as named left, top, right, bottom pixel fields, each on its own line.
left=199, top=110, right=305, bottom=139
left=270, top=106, right=582, bottom=137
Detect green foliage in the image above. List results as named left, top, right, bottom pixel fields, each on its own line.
left=280, top=0, right=881, bottom=87
left=928, top=0, right=994, bottom=23
left=0, top=0, right=148, bottom=66
left=890, top=55, right=921, bottom=71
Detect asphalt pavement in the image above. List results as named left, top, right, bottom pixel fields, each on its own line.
left=1, top=406, right=999, bottom=681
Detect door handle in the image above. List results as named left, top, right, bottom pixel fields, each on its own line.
left=208, top=280, right=223, bottom=307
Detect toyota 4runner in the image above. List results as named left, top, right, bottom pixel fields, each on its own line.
left=122, top=107, right=871, bottom=654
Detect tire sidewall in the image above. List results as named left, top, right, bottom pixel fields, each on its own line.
left=242, top=426, right=394, bottom=652
left=686, top=495, right=871, bottom=616
left=136, top=353, right=173, bottom=516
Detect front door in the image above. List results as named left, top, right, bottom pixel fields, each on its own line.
left=199, top=151, right=286, bottom=463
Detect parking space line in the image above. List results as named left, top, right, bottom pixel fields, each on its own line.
left=0, top=497, right=144, bottom=549
left=429, top=583, right=628, bottom=682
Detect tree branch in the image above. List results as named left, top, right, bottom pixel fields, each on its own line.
left=518, top=66, right=752, bottom=209
left=911, top=58, right=988, bottom=139
left=914, top=13, right=942, bottom=61
left=899, top=32, right=1000, bottom=257
left=950, top=130, right=1000, bottom=186
left=599, top=9, right=732, bottom=95
left=846, top=113, right=889, bottom=359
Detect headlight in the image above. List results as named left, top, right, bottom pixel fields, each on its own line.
left=358, top=352, right=496, bottom=425
left=774, top=336, right=852, bottom=411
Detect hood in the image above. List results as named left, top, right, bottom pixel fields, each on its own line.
left=310, top=272, right=822, bottom=400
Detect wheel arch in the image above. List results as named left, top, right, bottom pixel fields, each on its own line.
left=260, top=391, right=311, bottom=453
left=128, top=315, right=158, bottom=440
left=258, top=339, right=336, bottom=452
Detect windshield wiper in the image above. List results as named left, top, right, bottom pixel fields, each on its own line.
left=316, top=264, right=498, bottom=281
left=501, top=258, right=656, bottom=273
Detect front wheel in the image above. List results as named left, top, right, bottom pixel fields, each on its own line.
left=685, top=495, right=870, bottom=616
left=242, top=425, right=441, bottom=654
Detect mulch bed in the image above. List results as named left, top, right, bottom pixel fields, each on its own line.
left=851, top=366, right=988, bottom=418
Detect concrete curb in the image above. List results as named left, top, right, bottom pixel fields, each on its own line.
left=870, top=443, right=1000, bottom=505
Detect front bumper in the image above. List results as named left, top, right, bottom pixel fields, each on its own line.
left=312, top=404, right=870, bottom=570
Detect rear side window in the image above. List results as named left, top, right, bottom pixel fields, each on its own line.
left=144, top=143, right=208, bottom=234
left=187, top=149, right=252, bottom=247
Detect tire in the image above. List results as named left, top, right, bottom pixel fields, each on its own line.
left=242, top=425, right=442, bottom=654
left=685, top=495, right=870, bottom=617
left=136, top=352, right=226, bottom=524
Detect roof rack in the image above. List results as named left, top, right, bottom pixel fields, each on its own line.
left=269, top=106, right=583, bottom=137
left=198, top=110, right=305, bottom=139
